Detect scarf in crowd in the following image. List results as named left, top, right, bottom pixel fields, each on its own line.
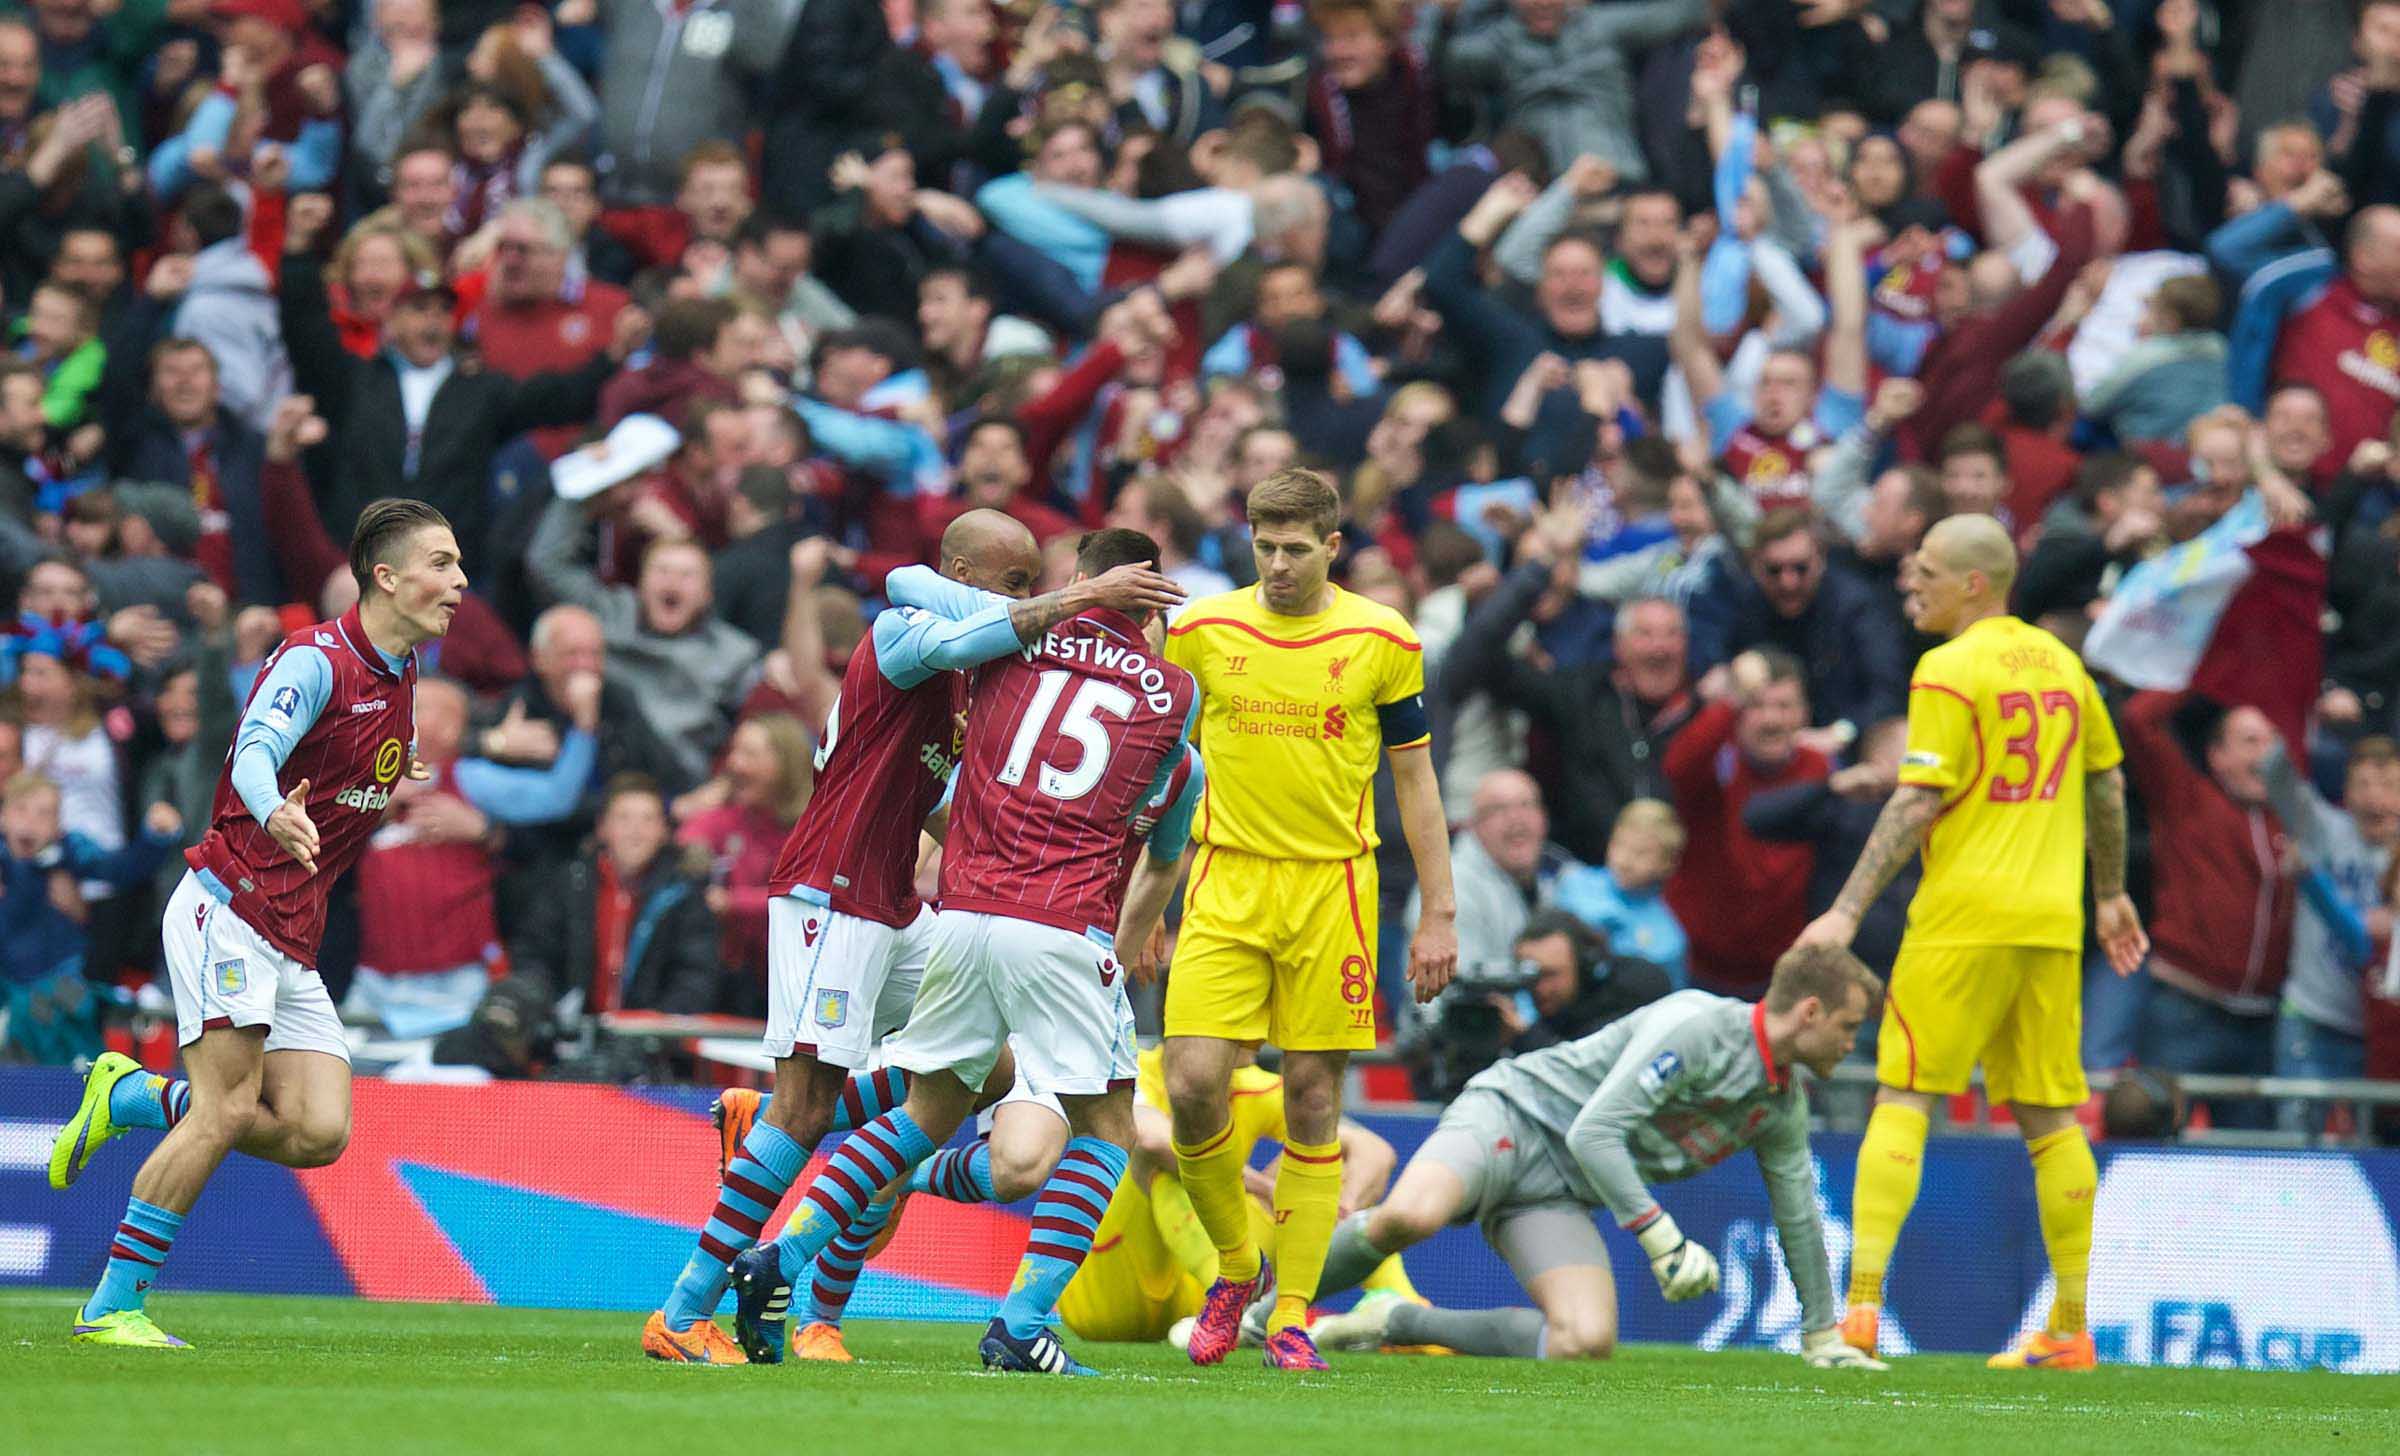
left=0, top=613, right=130, bottom=687
left=447, top=151, right=522, bottom=239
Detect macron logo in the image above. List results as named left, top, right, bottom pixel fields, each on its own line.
left=350, top=700, right=388, bottom=714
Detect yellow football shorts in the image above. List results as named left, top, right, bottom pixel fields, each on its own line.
left=1878, top=942, right=2087, bottom=1107
left=1164, top=846, right=1380, bottom=1051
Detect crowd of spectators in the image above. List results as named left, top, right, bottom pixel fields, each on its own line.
left=3, top=0, right=2400, bottom=1128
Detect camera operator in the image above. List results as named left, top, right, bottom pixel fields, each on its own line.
left=1411, top=910, right=1673, bottom=1101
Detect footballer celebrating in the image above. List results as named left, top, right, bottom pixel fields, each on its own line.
left=1304, top=946, right=1888, bottom=1369
left=1161, top=467, right=1458, bottom=1370
left=744, top=528, right=1202, bottom=1376
left=1797, top=513, right=2147, bottom=1371
left=50, top=499, right=464, bottom=1348
left=644, top=510, right=1181, bottom=1363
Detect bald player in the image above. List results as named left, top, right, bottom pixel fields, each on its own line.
left=1797, top=514, right=2146, bottom=1372
left=646, top=511, right=1184, bottom=1363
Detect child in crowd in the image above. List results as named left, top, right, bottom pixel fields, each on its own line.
left=1553, top=797, right=1688, bottom=985
left=0, top=773, right=179, bottom=1063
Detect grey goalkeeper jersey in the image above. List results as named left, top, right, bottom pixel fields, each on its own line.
left=1462, top=989, right=1836, bottom=1331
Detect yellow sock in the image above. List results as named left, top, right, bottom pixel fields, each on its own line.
left=1145, top=1172, right=1219, bottom=1287
left=1848, top=1101, right=1930, bottom=1308
left=1172, top=1124, right=1261, bottom=1283
left=1360, top=1251, right=1422, bottom=1304
left=1267, top=1138, right=1341, bottom=1334
left=2027, top=1125, right=2098, bottom=1336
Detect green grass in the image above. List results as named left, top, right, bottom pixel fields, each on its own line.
left=4, top=1292, right=2394, bottom=1456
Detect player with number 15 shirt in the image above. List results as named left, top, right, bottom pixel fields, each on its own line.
left=939, top=597, right=1198, bottom=938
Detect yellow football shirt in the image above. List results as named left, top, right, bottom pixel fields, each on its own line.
left=1896, top=615, right=2124, bottom=950
left=1164, top=586, right=1427, bottom=862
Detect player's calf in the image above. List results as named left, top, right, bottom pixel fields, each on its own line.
left=761, top=1055, right=850, bottom=1148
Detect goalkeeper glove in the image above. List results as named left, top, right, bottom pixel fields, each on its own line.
left=1634, top=1212, right=1719, bottom=1302
left=1801, top=1327, right=1889, bottom=1371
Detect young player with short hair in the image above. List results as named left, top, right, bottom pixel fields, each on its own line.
left=1306, top=944, right=1889, bottom=1370
left=51, top=498, right=464, bottom=1348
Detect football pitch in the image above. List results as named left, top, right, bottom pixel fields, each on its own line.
left=5, top=1293, right=2394, bottom=1455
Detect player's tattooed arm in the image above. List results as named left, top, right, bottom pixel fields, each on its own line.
left=1004, top=563, right=1185, bottom=643
left=1828, top=783, right=1942, bottom=921
left=1006, top=583, right=1100, bottom=643
left=2084, top=766, right=2129, bottom=898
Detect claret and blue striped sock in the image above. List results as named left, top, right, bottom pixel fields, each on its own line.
left=771, top=1109, right=935, bottom=1285
left=997, top=1137, right=1129, bottom=1339
left=910, top=1135, right=997, bottom=1203
left=805, top=1195, right=896, bottom=1326
left=661, top=1121, right=805, bottom=1331
left=108, top=1072, right=189, bottom=1132
left=81, top=1198, right=183, bottom=1321
left=831, top=1068, right=908, bottom=1134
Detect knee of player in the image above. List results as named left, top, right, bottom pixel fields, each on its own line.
left=1544, top=1316, right=1617, bottom=1361
left=188, top=1086, right=260, bottom=1144
left=763, top=1075, right=838, bottom=1142
left=989, top=1143, right=1058, bottom=1202
left=293, top=1116, right=351, bottom=1168
left=1162, top=1072, right=1224, bottom=1131
left=1366, top=1200, right=1441, bottom=1250
left=1277, top=1080, right=1342, bottom=1141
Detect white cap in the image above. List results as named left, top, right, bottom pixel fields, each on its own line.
left=549, top=414, right=680, bottom=502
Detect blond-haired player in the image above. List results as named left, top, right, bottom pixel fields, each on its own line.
left=1797, top=514, right=2148, bottom=1371
left=1162, top=468, right=1458, bottom=1370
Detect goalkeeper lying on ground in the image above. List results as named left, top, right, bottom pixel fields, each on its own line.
left=1304, top=943, right=1888, bottom=1370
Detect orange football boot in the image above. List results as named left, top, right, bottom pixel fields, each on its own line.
left=1839, top=1304, right=1882, bottom=1359
left=1988, top=1329, right=2097, bottom=1370
left=713, top=1089, right=763, bottom=1179
left=642, top=1311, right=749, bottom=1364
left=792, top=1321, right=855, bottom=1362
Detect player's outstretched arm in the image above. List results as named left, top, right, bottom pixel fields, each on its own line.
left=1390, top=745, right=1458, bottom=1002
left=1120, top=743, right=1203, bottom=983
left=882, top=562, right=1185, bottom=647
left=1754, top=1115, right=1878, bottom=1366
left=1796, top=783, right=1941, bottom=950
left=2085, top=765, right=2149, bottom=975
left=1564, top=1015, right=1721, bottom=1304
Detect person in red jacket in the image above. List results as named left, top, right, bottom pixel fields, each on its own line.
left=1901, top=201, right=2097, bottom=462
left=457, top=198, right=634, bottom=459
left=1663, top=647, right=1831, bottom=998
left=2269, top=206, right=2400, bottom=465
left=2117, top=689, right=2297, bottom=1129
left=675, top=712, right=814, bottom=1015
